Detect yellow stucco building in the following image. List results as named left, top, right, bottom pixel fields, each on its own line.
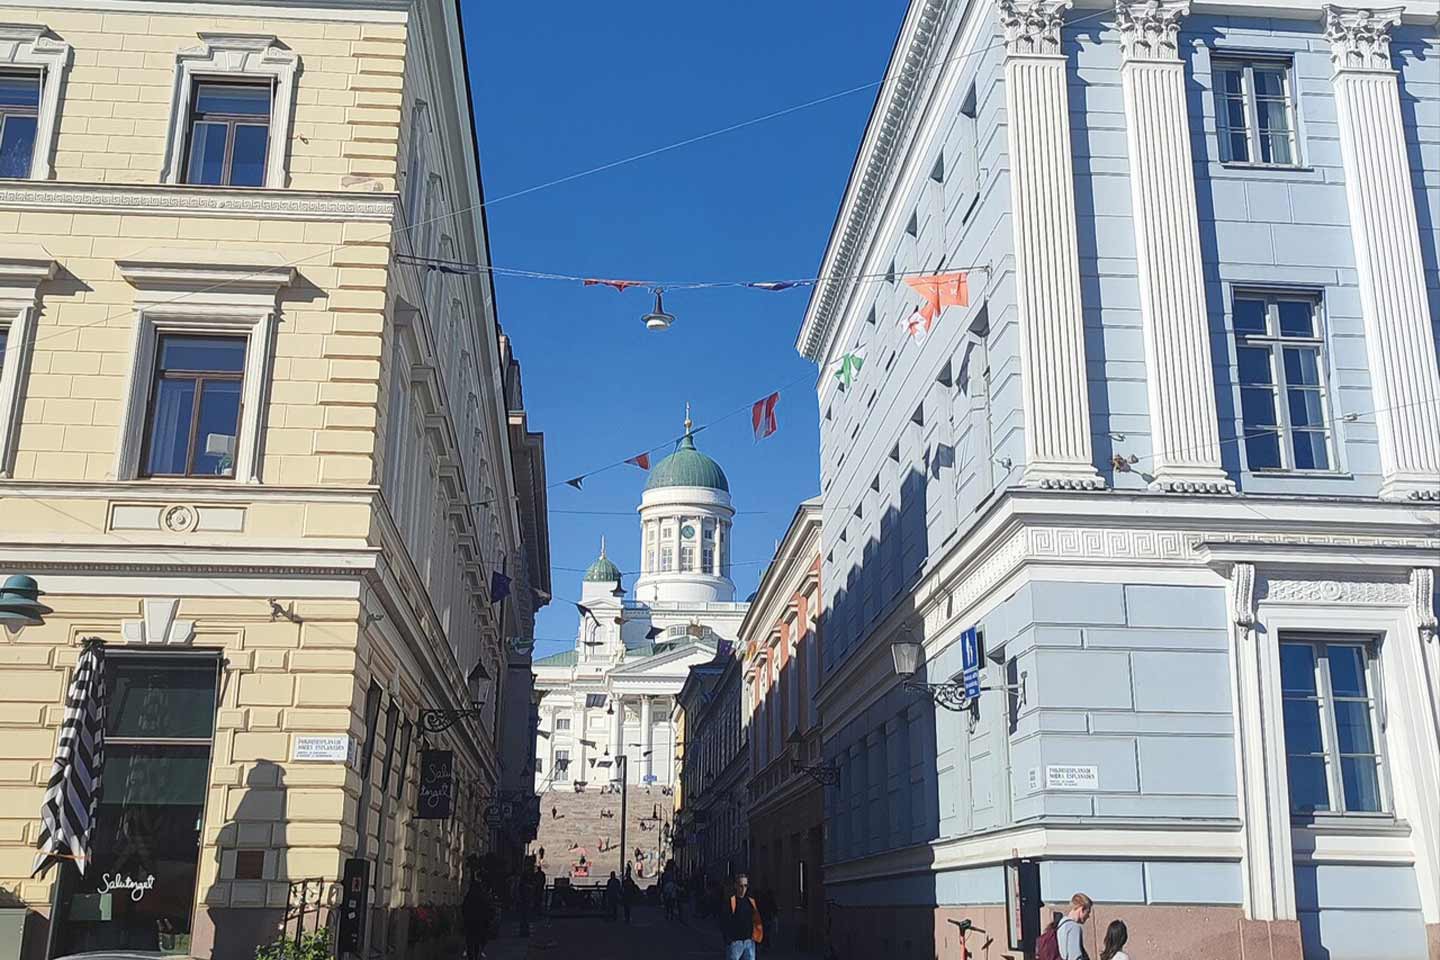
left=0, top=1, right=548, bottom=958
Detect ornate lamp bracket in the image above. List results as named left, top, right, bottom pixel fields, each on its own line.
left=419, top=702, right=486, bottom=735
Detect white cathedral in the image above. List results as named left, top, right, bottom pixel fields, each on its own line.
left=532, top=421, right=748, bottom=790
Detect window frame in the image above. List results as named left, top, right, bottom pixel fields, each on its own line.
left=1212, top=57, right=1301, bottom=168
left=1279, top=634, right=1391, bottom=818
left=0, top=25, right=71, bottom=181
left=0, top=70, right=41, bottom=180
left=1231, top=289, right=1336, bottom=474
left=162, top=34, right=299, bottom=189
left=181, top=78, right=273, bottom=188
left=0, top=252, right=57, bottom=477
left=138, top=333, right=248, bottom=479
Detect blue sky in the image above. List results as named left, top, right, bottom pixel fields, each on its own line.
left=464, top=1, right=904, bottom=659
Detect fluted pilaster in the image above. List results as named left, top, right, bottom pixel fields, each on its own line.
left=1001, top=0, right=1104, bottom=490
left=1117, top=0, right=1233, bottom=493
left=1324, top=4, right=1440, bottom=500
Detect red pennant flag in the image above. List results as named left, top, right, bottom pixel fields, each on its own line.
left=904, top=271, right=969, bottom=324
left=751, top=392, right=779, bottom=441
left=626, top=452, right=651, bottom=471
left=583, top=278, right=645, bottom=293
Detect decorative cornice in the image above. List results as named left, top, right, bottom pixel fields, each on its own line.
left=795, top=0, right=946, bottom=362
left=0, top=180, right=398, bottom=222
left=117, top=250, right=296, bottom=296
left=1000, top=0, right=1073, bottom=57
left=1412, top=568, right=1438, bottom=643
left=1260, top=576, right=1410, bottom=605
left=1322, top=4, right=1402, bottom=72
left=1115, top=0, right=1190, bottom=62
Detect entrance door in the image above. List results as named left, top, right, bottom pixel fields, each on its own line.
left=50, top=652, right=219, bottom=957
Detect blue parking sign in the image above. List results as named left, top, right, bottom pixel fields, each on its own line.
left=960, top=627, right=981, bottom=699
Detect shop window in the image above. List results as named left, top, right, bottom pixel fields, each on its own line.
left=140, top=335, right=246, bottom=479
left=51, top=653, right=219, bottom=956
left=183, top=81, right=271, bottom=187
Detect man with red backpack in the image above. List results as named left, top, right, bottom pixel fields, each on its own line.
left=1035, top=892, right=1094, bottom=960
left=720, top=873, right=764, bottom=959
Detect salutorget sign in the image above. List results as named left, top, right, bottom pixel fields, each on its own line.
left=99, top=874, right=156, bottom=901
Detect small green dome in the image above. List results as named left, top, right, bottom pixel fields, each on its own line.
left=644, top=433, right=729, bottom=492
left=583, top=540, right=622, bottom=582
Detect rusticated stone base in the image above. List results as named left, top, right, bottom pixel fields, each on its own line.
left=828, top=903, right=1305, bottom=960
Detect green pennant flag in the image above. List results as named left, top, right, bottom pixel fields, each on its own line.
left=834, top=353, right=864, bottom=388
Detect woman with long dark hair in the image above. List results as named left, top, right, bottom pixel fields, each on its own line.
left=1099, top=919, right=1130, bottom=960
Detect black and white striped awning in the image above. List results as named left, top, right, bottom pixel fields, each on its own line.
left=33, top=637, right=106, bottom=878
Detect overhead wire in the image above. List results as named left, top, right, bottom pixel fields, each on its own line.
left=24, top=5, right=1114, bottom=356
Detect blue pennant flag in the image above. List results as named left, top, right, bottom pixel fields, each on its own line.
left=490, top=570, right=511, bottom=605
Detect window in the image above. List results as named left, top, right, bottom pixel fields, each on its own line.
left=702, top=521, right=716, bottom=575
left=0, top=324, right=7, bottom=366
left=0, top=73, right=40, bottom=179
left=51, top=653, right=219, bottom=957
left=555, top=717, right=571, bottom=731
left=183, top=81, right=271, bottom=187
left=1214, top=60, right=1298, bottom=165
left=141, top=335, right=246, bottom=478
left=535, top=757, right=543, bottom=775
left=1280, top=639, right=1386, bottom=815
left=680, top=545, right=695, bottom=572
left=555, top=749, right=570, bottom=781
left=1233, top=293, right=1332, bottom=471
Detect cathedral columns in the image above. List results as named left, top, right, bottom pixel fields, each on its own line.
left=640, top=695, right=654, bottom=781
left=610, top=695, right=625, bottom=780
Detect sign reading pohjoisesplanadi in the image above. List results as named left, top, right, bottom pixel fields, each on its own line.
left=1044, top=765, right=1099, bottom=790
left=292, top=735, right=351, bottom=762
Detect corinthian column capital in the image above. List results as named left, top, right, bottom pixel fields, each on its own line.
left=1115, top=0, right=1191, bottom=62
left=1322, top=4, right=1403, bottom=72
left=999, top=0, right=1073, bottom=57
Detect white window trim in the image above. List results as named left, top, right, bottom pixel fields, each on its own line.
left=161, top=33, right=300, bottom=189
left=0, top=24, right=71, bottom=181
left=1232, top=289, right=1336, bottom=474
left=0, top=246, right=57, bottom=477
left=1213, top=57, right=1301, bottom=168
left=115, top=251, right=295, bottom=483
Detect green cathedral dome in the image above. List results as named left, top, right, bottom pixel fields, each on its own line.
left=583, top=540, right=622, bottom=582
left=644, top=433, right=729, bottom=492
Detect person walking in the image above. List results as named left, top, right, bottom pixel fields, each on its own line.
left=461, top=877, right=496, bottom=960
left=622, top=865, right=637, bottom=924
left=605, top=870, right=621, bottom=922
left=1036, top=892, right=1094, bottom=960
left=720, top=873, right=763, bottom=960
left=1099, top=920, right=1130, bottom=960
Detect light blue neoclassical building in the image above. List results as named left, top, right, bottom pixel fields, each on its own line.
left=795, top=0, right=1439, bottom=958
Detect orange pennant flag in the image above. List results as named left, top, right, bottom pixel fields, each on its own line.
left=904, top=271, right=969, bottom=324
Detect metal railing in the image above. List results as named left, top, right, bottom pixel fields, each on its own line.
left=285, top=878, right=338, bottom=948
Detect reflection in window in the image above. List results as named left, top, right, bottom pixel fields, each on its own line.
left=1233, top=293, right=1332, bottom=472
left=142, top=335, right=245, bottom=478
left=0, top=72, right=39, bottom=178
left=184, top=80, right=271, bottom=187
left=1280, top=638, right=1385, bottom=814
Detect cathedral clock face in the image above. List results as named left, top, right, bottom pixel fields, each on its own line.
left=681, top=524, right=696, bottom=539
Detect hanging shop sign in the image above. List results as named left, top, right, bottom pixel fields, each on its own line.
left=417, top=749, right=454, bottom=819
left=960, top=626, right=982, bottom=700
